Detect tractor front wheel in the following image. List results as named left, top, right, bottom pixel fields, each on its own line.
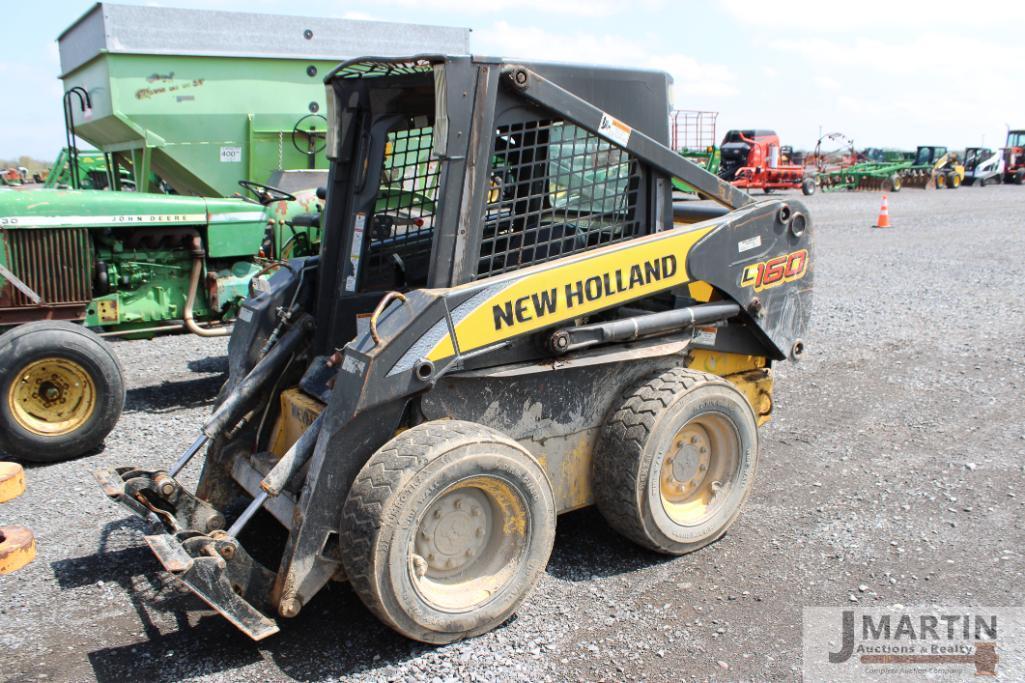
left=801, top=177, right=817, bottom=196
left=1014, top=170, right=1025, bottom=185
left=339, top=420, right=556, bottom=643
left=593, top=368, right=758, bottom=555
left=0, top=321, right=125, bottom=462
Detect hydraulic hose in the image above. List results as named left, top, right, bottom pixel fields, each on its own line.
left=201, top=313, right=314, bottom=440
left=184, top=235, right=231, bottom=337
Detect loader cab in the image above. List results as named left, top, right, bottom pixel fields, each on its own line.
left=963, top=147, right=995, bottom=171
left=913, top=146, right=947, bottom=166
left=314, top=55, right=671, bottom=353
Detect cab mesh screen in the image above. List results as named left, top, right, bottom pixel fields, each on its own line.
left=362, top=126, right=439, bottom=290
left=477, top=120, right=641, bottom=278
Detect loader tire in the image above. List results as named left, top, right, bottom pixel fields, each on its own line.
left=948, top=173, right=961, bottom=189
left=935, top=173, right=947, bottom=189
left=339, top=420, right=556, bottom=644
left=801, top=177, right=816, bottom=196
left=0, top=321, right=124, bottom=463
left=593, top=368, right=758, bottom=555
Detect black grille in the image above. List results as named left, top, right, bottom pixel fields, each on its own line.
left=362, top=126, right=439, bottom=290
left=477, top=121, right=641, bottom=278
left=336, top=58, right=434, bottom=80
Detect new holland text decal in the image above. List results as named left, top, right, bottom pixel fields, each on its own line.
left=493, top=255, right=677, bottom=331
left=740, top=249, right=808, bottom=292
left=426, top=225, right=715, bottom=361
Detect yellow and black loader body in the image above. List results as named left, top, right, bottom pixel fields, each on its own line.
left=95, top=55, right=813, bottom=642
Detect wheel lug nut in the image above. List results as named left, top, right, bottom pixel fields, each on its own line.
left=470, top=507, right=480, bottom=517
left=453, top=499, right=462, bottom=510
left=475, top=528, right=483, bottom=537
left=433, top=509, right=441, bottom=519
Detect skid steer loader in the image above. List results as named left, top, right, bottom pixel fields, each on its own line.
left=94, top=55, right=813, bottom=644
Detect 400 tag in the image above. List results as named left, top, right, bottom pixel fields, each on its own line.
left=740, top=249, right=808, bottom=292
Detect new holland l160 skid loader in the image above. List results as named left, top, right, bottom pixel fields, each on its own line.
left=95, top=55, right=813, bottom=644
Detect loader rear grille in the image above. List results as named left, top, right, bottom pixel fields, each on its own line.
left=476, top=120, right=642, bottom=278
left=1, top=228, right=93, bottom=308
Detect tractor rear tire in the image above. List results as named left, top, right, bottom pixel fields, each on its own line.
left=0, top=321, right=125, bottom=463
left=339, top=420, right=556, bottom=644
left=593, top=368, right=758, bottom=555
left=801, top=177, right=816, bottom=196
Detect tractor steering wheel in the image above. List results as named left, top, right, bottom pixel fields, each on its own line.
left=238, top=180, right=296, bottom=205
left=291, top=114, right=328, bottom=157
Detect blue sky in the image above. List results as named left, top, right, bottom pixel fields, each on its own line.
left=3, top=0, right=1025, bottom=160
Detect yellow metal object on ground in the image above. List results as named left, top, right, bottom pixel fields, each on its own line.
left=7, top=358, right=97, bottom=436
left=0, top=463, right=36, bottom=574
left=0, top=462, right=26, bottom=503
left=0, top=525, right=36, bottom=574
left=269, top=388, right=325, bottom=457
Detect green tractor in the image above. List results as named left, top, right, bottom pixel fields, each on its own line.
left=42, top=148, right=136, bottom=190
left=0, top=4, right=469, bottom=463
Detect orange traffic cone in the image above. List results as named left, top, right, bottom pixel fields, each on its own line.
left=873, top=194, right=892, bottom=228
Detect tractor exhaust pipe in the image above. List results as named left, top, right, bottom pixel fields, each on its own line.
left=184, top=236, right=231, bottom=338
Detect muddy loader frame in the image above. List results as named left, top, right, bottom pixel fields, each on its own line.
left=96, top=55, right=813, bottom=644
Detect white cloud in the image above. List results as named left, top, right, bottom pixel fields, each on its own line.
left=474, top=21, right=738, bottom=101
left=813, top=75, right=840, bottom=91
left=760, top=65, right=779, bottom=79
left=719, top=0, right=1025, bottom=31
left=374, top=0, right=667, bottom=17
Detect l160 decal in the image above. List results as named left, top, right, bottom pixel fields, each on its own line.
left=740, top=249, right=808, bottom=292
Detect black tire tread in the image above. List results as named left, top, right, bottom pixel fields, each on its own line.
left=339, top=420, right=528, bottom=637
left=593, top=367, right=732, bottom=553
left=0, top=321, right=124, bottom=462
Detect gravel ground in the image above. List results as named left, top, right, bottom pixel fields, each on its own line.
left=2, top=186, right=1024, bottom=682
